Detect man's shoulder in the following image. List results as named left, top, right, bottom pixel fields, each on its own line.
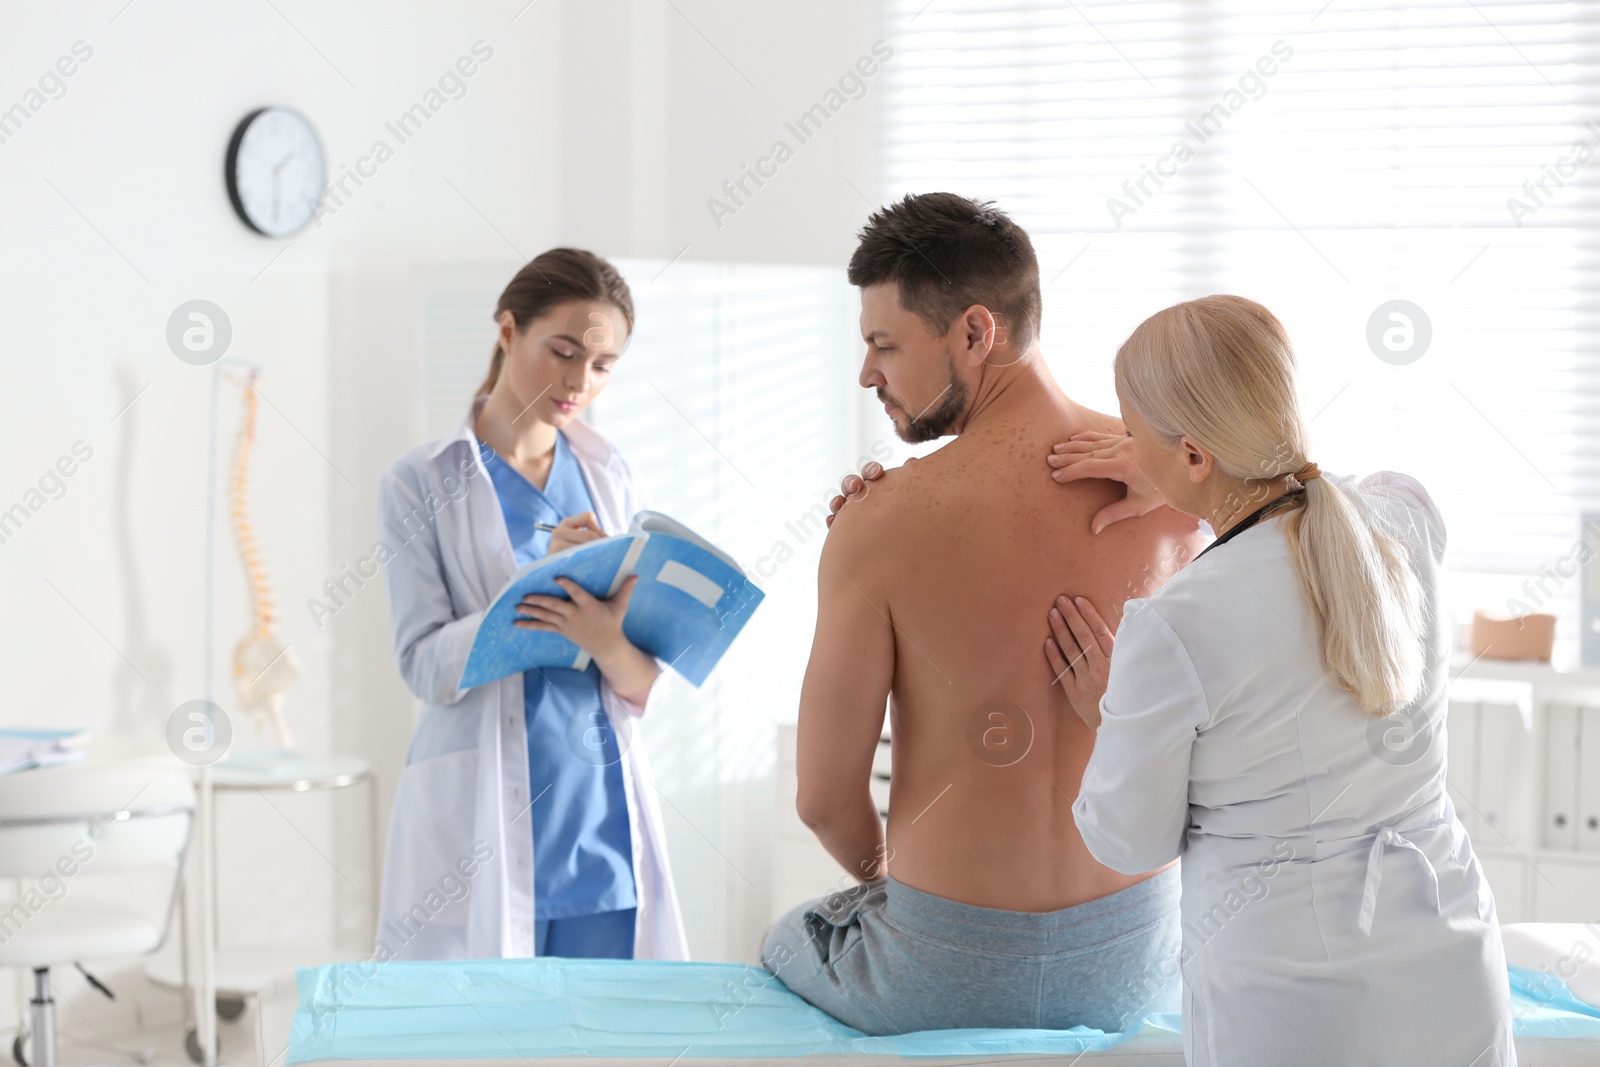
left=828, top=451, right=961, bottom=535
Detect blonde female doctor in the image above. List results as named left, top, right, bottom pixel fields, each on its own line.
left=1043, top=296, right=1513, bottom=1066
left=375, top=248, right=687, bottom=962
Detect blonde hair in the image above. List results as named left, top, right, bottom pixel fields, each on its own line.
left=1114, top=295, right=1423, bottom=716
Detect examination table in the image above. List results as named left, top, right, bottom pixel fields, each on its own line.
left=259, top=940, right=1600, bottom=1066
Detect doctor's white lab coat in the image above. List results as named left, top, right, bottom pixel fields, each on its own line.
left=374, top=395, right=688, bottom=961
left=1074, top=472, right=1514, bottom=1067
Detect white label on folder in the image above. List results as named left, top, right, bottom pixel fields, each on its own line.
left=657, top=559, right=723, bottom=609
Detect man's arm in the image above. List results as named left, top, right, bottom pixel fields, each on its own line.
left=794, top=501, right=895, bottom=883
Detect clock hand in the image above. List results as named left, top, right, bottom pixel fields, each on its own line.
left=271, top=154, right=293, bottom=226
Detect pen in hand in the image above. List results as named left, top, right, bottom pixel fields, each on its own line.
left=540, top=512, right=608, bottom=553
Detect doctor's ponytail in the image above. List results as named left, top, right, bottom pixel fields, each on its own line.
left=1114, top=295, right=1424, bottom=717
left=475, top=248, right=636, bottom=398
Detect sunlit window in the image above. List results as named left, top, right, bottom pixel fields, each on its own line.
left=884, top=0, right=1598, bottom=659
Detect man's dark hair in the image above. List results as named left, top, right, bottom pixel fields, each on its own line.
left=847, top=193, right=1041, bottom=345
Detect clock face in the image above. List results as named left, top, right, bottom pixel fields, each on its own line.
left=226, top=107, right=325, bottom=238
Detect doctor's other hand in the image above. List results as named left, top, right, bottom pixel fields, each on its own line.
left=546, top=511, right=607, bottom=555
left=1048, top=431, right=1165, bottom=535
left=516, top=574, right=635, bottom=656
left=826, top=460, right=884, bottom=528
left=1044, top=593, right=1114, bottom=732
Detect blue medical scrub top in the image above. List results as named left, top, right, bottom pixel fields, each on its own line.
left=477, top=430, right=638, bottom=920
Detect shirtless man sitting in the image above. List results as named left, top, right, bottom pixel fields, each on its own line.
left=760, top=193, right=1209, bottom=1036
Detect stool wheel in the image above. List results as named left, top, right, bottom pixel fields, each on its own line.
left=184, top=1025, right=219, bottom=1064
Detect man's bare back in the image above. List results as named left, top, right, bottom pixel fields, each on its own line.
left=803, top=375, right=1205, bottom=912
left=769, top=193, right=1198, bottom=1034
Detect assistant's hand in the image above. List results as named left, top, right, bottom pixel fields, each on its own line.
left=515, top=574, right=634, bottom=655
left=1047, top=431, right=1166, bottom=534
left=826, top=461, right=884, bottom=528
left=546, top=511, right=607, bottom=555
left=1044, top=593, right=1114, bottom=731
left=516, top=574, right=659, bottom=705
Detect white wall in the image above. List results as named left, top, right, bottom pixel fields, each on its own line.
left=557, top=1, right=893, bottom=266
left=0, top=0, right=890, bottom=981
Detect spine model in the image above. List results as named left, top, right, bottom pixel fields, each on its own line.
left=229, top=370, right=300, bottom=749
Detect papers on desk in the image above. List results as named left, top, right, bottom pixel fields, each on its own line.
left=0, top=727, right=89, bottom=775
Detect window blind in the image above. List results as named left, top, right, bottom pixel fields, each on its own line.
left=883, top=0, right=1600, bottom=658
left=600, top=259, right=860, bottom=959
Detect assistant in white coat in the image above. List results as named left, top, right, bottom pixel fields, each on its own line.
left=377, top=251, right=697, bottom=959
left=373, top=394, right=688, bottom=962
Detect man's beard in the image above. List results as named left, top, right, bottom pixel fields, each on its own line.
left=884, top=367, right=969, bottom=444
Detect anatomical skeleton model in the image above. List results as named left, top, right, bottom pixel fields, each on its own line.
left=229, top=370, right=300, bottom=749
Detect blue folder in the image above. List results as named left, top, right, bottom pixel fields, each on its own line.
left=459, top=511, right=764, bottom=689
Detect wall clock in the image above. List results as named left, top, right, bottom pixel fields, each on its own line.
left=225, top=107, right=325, bottom=238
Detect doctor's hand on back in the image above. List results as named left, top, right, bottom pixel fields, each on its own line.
left=1040, top=428, right=1176, bottom=728
left=1046, top=429, right=1166, bottom=534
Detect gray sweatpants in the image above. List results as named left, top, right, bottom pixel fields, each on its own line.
left=761, top=867, right=1182, bottom=1036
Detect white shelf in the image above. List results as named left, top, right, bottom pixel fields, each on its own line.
left=1451, top=651, right=1600, bottom=689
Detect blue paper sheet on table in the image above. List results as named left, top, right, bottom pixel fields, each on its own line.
left=458, top=511, right=764, bottom=690
left=285, top=958, right=1600, bottom=1063
left=0, top=726, right=89, bottom=776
